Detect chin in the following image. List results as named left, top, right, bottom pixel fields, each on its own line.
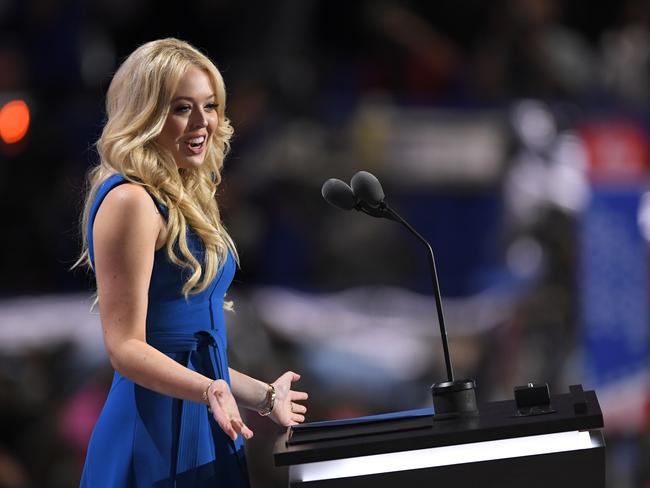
left=176, top=155, right=206, bottom=170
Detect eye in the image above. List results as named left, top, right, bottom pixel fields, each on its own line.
left=173, top=104, right=191, bottom=114
left=205, top=102, right=219, bottom=111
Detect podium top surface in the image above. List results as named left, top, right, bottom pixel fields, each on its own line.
left=274, top=389, right=603, bottom=466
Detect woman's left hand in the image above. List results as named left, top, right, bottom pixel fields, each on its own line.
left=269, top=371, right=308, bottom=427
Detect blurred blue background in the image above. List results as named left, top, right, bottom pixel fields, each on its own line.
left=0, top=0, right=649, bottom=486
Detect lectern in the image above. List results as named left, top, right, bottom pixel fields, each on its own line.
left=315, top=174, right=605, bottom=486
left=273, top=385, right=605, bottom=488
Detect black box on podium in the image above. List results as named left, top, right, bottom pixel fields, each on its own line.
left=273, top=385, right=605, bottom=488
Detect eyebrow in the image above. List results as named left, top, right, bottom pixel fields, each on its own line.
left=171, top=94, right=216, bottom=103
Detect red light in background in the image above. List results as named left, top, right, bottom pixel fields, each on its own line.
left=0, top=99, right=30, bottom=144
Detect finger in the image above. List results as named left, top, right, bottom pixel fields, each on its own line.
left=292, top=414, right=305, bottom=423
left=241, top=425, right=254, bottom=439
left=291, top=403, right=307, bottom=414
left=219, top=418, right=238, bottom=441
left=226, top=427, right=238, bottom=441
left=231, top=418, right=254, bottom=440
left=291, top=391, right=309, bottom=402
left=282, top=371, right=300, bottom=382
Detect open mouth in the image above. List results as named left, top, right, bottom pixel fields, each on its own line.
left=185, top=136, right=206, bottom=154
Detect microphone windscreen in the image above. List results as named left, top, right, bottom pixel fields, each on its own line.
left=322, top=178, right=357, bottom=210
left=351, top=171, right=385, bottom=206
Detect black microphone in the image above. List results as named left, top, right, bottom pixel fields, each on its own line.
left=350, top=171, right=385, bottom=207
left=322, top=178, right=357, bottom=210
left=322, top=173, right=397, bottom=221
left=322, top=170, right=478, bottom=419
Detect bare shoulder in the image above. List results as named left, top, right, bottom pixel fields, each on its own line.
left=94, top=183, right=163, bottom=246
left=102, top=182, right=157, bottom=214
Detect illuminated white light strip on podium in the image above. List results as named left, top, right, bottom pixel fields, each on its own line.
left=296, top=430, right=595, bottom=482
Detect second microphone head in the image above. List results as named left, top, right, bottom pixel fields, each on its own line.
left=351, top=171, right=385, bottom=207
left=321, top=178, right=357, bottom=211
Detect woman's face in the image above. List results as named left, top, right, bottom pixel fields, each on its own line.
left=157, top=66, right=219, bottom=169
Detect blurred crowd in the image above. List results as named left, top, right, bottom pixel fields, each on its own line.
left=1, top=0, right=650, bottom=486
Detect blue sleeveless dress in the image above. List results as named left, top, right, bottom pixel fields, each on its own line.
left=80, top=174, right=250, bottom=487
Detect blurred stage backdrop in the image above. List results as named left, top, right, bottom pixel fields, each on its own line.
left=1, top=0, right=650, bottom=486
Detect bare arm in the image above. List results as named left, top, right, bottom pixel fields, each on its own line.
left=229, top=368, right=269, bottom=411
left=230, top=367, right=308, bottom=426
left=93, top=184, right=252, bottom=440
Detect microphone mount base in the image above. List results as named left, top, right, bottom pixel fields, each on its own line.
left=431, top=379, right=479, bottom=420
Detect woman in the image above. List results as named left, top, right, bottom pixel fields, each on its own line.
left=75, top=38, right=308, bottom=487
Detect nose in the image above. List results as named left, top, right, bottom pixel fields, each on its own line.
left=190, top=107, right=208, bottom=129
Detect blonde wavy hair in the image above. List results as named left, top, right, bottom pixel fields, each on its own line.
left=75, top=38, right=238, bottom=299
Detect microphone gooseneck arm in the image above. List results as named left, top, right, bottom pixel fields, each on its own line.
left=324, top=172, right=455, bottom=383
left=323, top=171, right=478, bottom=417
left=365, top=201, right=455, bottom=383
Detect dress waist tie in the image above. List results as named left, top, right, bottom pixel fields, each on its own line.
left=147, top=329, right=226, bottom=480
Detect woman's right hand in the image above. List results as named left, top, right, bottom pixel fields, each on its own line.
left=207, top=379, right=254, bottom=441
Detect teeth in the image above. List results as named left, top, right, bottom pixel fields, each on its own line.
left=188, top=136, right=205, bottom=144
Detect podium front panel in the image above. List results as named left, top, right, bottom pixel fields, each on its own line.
left=288, top=430, right=604, bottom=488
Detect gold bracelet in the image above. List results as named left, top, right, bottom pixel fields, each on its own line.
left=202, top=380, right=214, bottom=404
left=258, top=383, right=276, bottom=416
